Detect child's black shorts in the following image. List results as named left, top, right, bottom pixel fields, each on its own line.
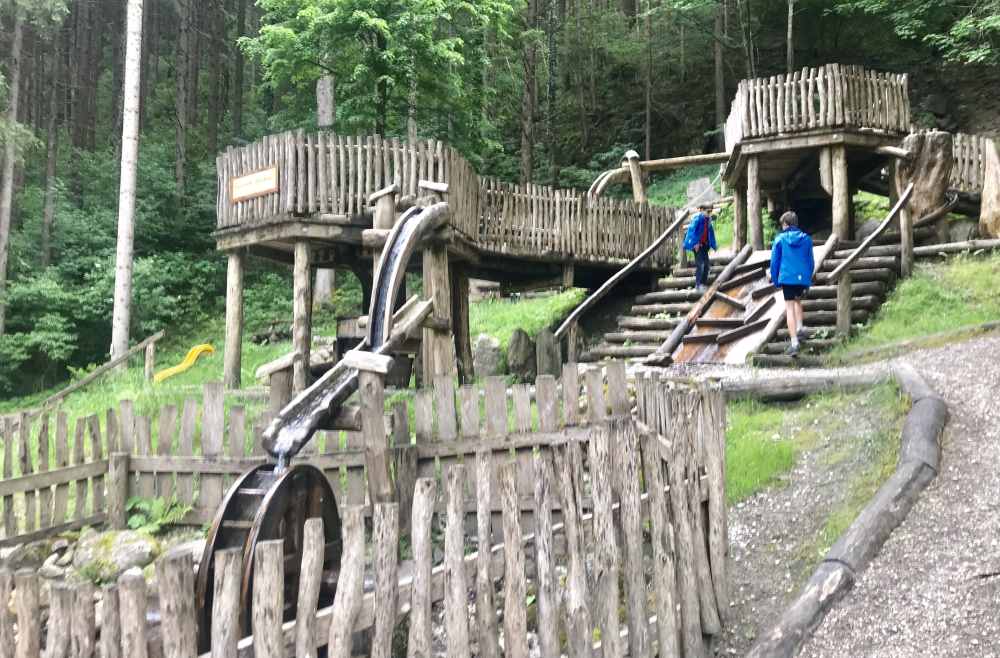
left=781, top=285, right=808, bottom=300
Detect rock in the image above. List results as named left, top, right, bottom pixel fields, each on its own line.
left=473, top=333, right=504, bottom=378
left=52, top=539, right=70, bottom=553
left=39, top=554, right=65, bottom=580
left=73, top=530, right=161, bottom=583
left=165, top=538, right=207, bottom=565
left=56, top=549, right=75, bottom=567
left=855, top=219, right=882, bottom=242
left=3, top=539, right=54, bottom=570
left=924, top=93, right=950, bottom=117
left=687, top=177, right=721, bottom=206
left=947, top=217, right=980, bottom=243
left=507, top=330, right=536, bottom=382
left=535, top=328, right=561, bottom=378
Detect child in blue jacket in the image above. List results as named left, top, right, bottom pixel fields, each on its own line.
left=768, top=211, right=814, bottom=355
left=683, top=204, right=718, bottom=292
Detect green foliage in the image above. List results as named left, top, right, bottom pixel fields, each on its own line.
left=126, top=497, right=193, bottom=536
left=470, top=288, right=586, bottom=349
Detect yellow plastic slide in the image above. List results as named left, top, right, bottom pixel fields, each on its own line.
left=154, top=344, right=215, bottom=384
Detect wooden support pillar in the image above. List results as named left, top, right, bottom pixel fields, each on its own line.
left=562, top=264, right=575, bottom=289
left=269, top=370, right=293, bottom=417
left=832, top=145, right=850, bottom=241
left=422, top=245, right=454, bottom=384
left=836, top=272, right=852, bottom=337
left=733, top=184, right=747, bottom=250
left=747, top=155, right=764, bottom=250
left=451, top=266, right=474, bottom=384
left=900, top=204, right=914, bottom=278
left=224, top=251, right=245, bottom=390
left=358, top=366, right=394, bottom=504
left=293, top=242, right=313, bottom=393
left=819, top=147, right=833, bottom=195
left=144, top=343, right=156, bottom=382
left=623, top=150, right=647, bottom=204
left=566, top=322, right=580, bottom=364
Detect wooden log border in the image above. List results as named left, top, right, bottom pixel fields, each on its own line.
left=745, top=363, right=947, bottom=658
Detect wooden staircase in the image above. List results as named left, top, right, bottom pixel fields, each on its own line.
left=582, top=226, right=935, bottom=365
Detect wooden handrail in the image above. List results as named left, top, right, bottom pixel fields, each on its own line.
left=828, top=183, right=913, bottom=283
left=40, top=331, right=166, bottom=409
left=554, top=210, right=691, bottom=340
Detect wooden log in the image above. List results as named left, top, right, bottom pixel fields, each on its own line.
left=894, top=131, right=955, bottom=275
left=327, top=508, right=365, bottom=658
left=293, top=242, right=313, bottom=392
left=614, top=420, right=650, bottom=658
left=474, top=453, right=500, bottom=658
left=118, top=570, right=148, bottom=658
left=295, top=518, right=325, bottom=658
left=640, top=433, right=680, bottom=658
left=589, top=427, right=623, bottom=658
left=837, top=271, right=852, bottom=337
left=158, top=552, right=198, bottom=658
left=553, top=444, right=592, bottom=657
left=0, top=572, right=11, bottom=658
left=407, top=479, right=436, bottom=658
left=623, top=150, right=647, bottom=203
left=827, top=184, right=913, bottom=282
left=46, top=583, right=72, bottom=658
left=371, top=503, right=399, bottom=658
left=533, top=454, right=559, bottom=658
left=212, top=549, right=243, bottom=658
left=360, top=371, right=394, bottom=503
left=700, top=387, right=729, bottom=617
left=107, top=453, right=129, bottom=530
left=499, top=462, right=529, bottom=658
left=832, top=144, right=850, bottom=240
left=101, top=584, right=122, bottom=658
left=444, top=467, right=471, bottom=658
left=202, top=383, right=226, bottom=510
left=224, top=251, right=245, bottom=390
left=253, top=540, right=285, bottom=658
left=72, top=582, right=97, bottom=658
left=747, top=156, right=763, bottom=250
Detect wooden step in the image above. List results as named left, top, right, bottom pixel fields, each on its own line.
left=761, top=339, right=840, bottom=354
left=712, top=292, right=747, bottom=312
left=630, top=302, right=693, bottom=316
left=718, top=268, right=766, bottom=292
left=801, top=309, right=870, bottom=326
left=682, top=332, right=722, bottom=345
left=658, top=276, right=714, bottom=290
left=605, top=330, right=673, bottom=343
left=717, top=318, right=771, bottom=345
left=634, top=289, right=702, bottom=305
left=670, top=265, right=726, bottom=278
left=617, top=316, right=681, bottom=330
left=814, top=268, right=896, bottom=285
left=775, top=327, right=836, bottom=341
left=751, top=354, right=826, bottom=368
left=696, top=318, right=744, bottom=329
left=584, top=344, right=659, bottom=360
left=752, top=284, right=779, bottom=300
left=802, top=281, right=887, bottom=299
left=743, top=296, right=776, bottom=324
left=832, top=245, right=901, bottom=260
left=732, top=259, right=769, bottom=276
left=802, top=295, right=879, bottom=312
left=820, top=255, right=898, bottom=272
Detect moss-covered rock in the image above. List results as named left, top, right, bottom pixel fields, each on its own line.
left=72, top=530, right=161, bottom=584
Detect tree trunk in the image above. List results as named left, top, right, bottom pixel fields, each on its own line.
left=894, top=131, right=955, bottom=223
left=786, top=0, right=795, bottom=74
left=207, top=0, right=223, bottom=154
left=980, top=139, right=1000, bottom=239
left=111, top=1, right=125, bottom=143
left=644, top=1, right=653, bottom=160
left=110, top=0, right=145, bottom=363
left=407, top=81, right=417, bottom=144
left=546, top=0, right=559, bottom=183
left=187, top=0, right=201, bottom=124
left=519, top=0, right=538, bottom=183
left=232, top=0, right=246, bottom=139
left=314, top=75, right=336, bottom=309
left=175, top=0, right=190, bottom=196
left=0, top=10, right=25, bottom=336
left=42, top=38, right=61, bottom=269
left=714, top=0, right=725, bottom=128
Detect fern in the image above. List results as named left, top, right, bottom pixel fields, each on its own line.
left=126, top=497, right=192, bottom=535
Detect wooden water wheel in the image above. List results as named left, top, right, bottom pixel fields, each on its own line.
left=194, top=464, right=342, bottom=652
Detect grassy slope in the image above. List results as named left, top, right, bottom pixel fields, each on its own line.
left=647, top=165, right=733, bottom=249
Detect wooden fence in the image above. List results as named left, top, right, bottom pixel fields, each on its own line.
left=216, top=131, right=678, bottom=267
left=0, top=363, right=729, bottom=658
left=725, top=63, right=910, bottom=150
left=951, top=132, right=992, bottom=195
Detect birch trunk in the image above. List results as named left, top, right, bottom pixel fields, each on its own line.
left=110, top=0, right=145, bottom=363
left=0, top=11, right=25, bottom=336
left=786, top=0, right=795, bottom=74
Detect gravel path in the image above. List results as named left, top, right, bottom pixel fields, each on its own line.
left=802, top=334, right=1000, bottom=658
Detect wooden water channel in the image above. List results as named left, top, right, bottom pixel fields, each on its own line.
left=0, top=362, right=729, bottom=658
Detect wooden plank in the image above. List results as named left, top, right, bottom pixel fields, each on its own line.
left=589, top=426, right=623, bottom=658
left=641, top=432, right=680, bottom=658
left=211, top=549, right=242, bottom=658
left=371, top=503, right=399, bottom=658
left=512, top=384, right=532, bottom=433
left=444, top=467, right=471, bottom=658
left=37, top=414, right=51, bottom=529
left=253, top=540, right=286, bottom=658
left=0, top=571, right=12, bottom=657
left=743, top=295, right=777, bottom=325
left=606, top=360, right=630, bottom=417
left=158, top=552, right=198, bottom=658
left=713, top=291, right=746, bottom=311
left=19, top=414, right=35, bottom=532
left=553, top=444, right=593, bottom=657
left=294, top=518, right=325, bottom=658
left=202, top=383, right=226, bottom=510
left=535, top=375, right=558, bottom=433
left=327, top=508, right=364, bottom=658
left=532, top=454, right=559, bottom=658
left=616, top=420, right=650, bottom=658
left=176, top=399, right=198, bottom=506
left=682, top=332, right=721, bottom=345
left=101, top=584, right=122, bottom=658
left=701, top=388, right=729, bottom=617
left=136, top=416, right=155, bottom=498
left=562, top=362, right=580, bottom=426
left=0, top=461, right=109, bottom=498
left=474, top=452, right=500, bottom=658
left=46, top=584, right=72, bottom=658
left=407, top=479, right=436, bottom=658
left=716, top=318, right=771, bottom=345
left=584, top=368, right=606, bottom=425
left=458, top=385, right=480, bottom=439
left=2, top=419, right=13, bottom=537
left=484, top=377, right=507, bottom=438
left=499, top=462, right=529, bottom=658
left=52, top=414, right=69, bottom=525
left=360, top=371, right=392, bottom=504
left=15, top=572, right=41, bottom=658
left=72, top=582, right=97, bottom=658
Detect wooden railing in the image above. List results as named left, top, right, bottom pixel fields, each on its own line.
left=216, top=131, right=676, bottom=267
left=951, top=133, right=992, bottom=194
left=725, top=64, right=910, bottom=149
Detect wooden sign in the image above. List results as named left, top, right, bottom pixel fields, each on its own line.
left=230, top=167, right=279, bottom=203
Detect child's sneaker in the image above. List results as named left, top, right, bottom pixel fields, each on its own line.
left=797, top=326, right=809, bottom=341
left=785, top=343, right=800, bottom=356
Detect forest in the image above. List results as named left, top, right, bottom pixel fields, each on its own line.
left=0, top=0, right=998, bottom=394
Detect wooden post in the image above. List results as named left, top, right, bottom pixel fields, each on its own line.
left=157, top=553, right=198, bottom=658
left=733, top=183, right=747, bottom=249
left=623, top=150, right=647, bottom=203
left=371, top=185, right=399, bottom=231
left=144, top=342, right=156, bottom=383
left=359, top=369, right=394, bottom=503
left=421, top=244, right=453, bottom=383
left=562, top=264, right=574, bottom=288
left=747, top=155, right=764, bottom=250
left=832, top=144, right=850, bottom=240
left=328, top=508, right=365, bottom=658
left=900, top=202, right=914, bottom=277
left=211, top=549, right=242, bottom=658
left=118, top=570, right=148, bottom=658
left=100, top=585, right=122, bottom=658
left=295, top=518, right=325, bottom=658
left=566, top=321, right=579, bottom=364
left=293, top=242, right=313, bottom=393
left=268, top=370, right=293, bottom=417
left=14, top=571, right=40, bottom=658
left=107, top=453, right=129, bottom=530
left=451, top=266, right=474, bottom=384
left=224, top=251, right=245, bottom=390
left=252, top=540, right=285, bottom=658
left=836, top=271, right=852, bottom=337
left=819, top=146, right=833, bottom=195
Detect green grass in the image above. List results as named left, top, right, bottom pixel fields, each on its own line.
left=830, top=252, right=1000, bottom=359
left=646, top=164, right=721, bottom=209
left=469, top=288, right=586, bottom=349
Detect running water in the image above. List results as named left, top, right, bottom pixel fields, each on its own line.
left=274, top=453, right=287, bottom=475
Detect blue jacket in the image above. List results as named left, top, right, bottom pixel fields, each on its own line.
left=770, top=228, right=815, bottom=287
left=683, top=212, right=717, bottom=252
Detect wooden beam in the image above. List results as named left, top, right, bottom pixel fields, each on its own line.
left=293, top=242, right=313, bottom=393
left=875, top=146, right=912, bottom=160
left=224, top=251, right=245, bottom=390
left=589, top=152, right=731, bottom=197
left=343, top=351, right=394, bottom=375
left=623, top=150, right=647, bottom=204
left=832, top=144, right=850, bottom=240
